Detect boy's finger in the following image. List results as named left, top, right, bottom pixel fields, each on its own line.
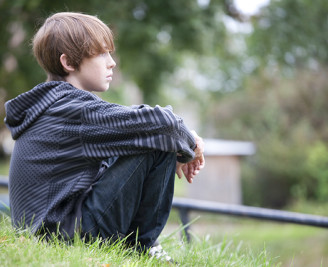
left=176, top=165, right=183, bottom=178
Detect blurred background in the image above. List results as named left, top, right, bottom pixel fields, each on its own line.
left=2, top=1, right=328, bottom=265
left=1, top=0, right=328, bottom=215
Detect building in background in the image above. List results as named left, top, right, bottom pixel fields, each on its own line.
left=187, top=138, right=255, bottom=204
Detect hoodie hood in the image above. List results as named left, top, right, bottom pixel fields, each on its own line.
left=5, top=81, right=71, bottom=140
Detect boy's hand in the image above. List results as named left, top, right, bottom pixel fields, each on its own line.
left=176, top=131, right=205, bottom=183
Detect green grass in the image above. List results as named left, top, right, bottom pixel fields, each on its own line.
left=164, top=209, right=328, bottom=267
left=0, top=214, right=277, bottom=267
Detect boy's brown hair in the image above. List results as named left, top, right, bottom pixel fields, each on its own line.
left=32, top=12, right=115, bottom=81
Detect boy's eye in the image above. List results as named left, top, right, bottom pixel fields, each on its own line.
left=100, top=50, right=113, bottom=57
left=100, top=52, right=109, bottom=57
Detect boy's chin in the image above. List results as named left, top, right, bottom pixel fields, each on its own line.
left=93, top=86, right=110, bottom=93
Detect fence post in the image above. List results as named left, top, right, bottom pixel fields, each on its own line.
left=178, top=208, right=191, bottom=242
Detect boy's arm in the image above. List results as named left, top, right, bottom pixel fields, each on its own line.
left=80, top=101, right=196, bottom=162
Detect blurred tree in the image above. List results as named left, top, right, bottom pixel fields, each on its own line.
left=203, top=66, right=328, bottom=207
left=306, top=142, right=328, bottom=202
left=199, top=0, right=328, bottom=207
left=0, top=0, right=234, bottom=125
left=244, top=0, right=328, bottom=206
left=248, top=0, right=328, bottom=69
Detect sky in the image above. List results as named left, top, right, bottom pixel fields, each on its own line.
left=222, top=0, right=271, bottom=33
left=234, top=0, right=270, bottom=15
left=197, top=0, right=270, bottom=14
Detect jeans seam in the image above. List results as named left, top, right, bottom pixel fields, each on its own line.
left=152, top=154, right=171, bottom=242
left=91, top=155, right=146, bottom=232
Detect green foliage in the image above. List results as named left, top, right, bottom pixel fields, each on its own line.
left=204, top=66, right=328, bottom=207
left=0, top=159, right=10, bottom=175
left=194, top=0, right=328, bottom=207
left=306, top=142, right=328, bottom=202
left=248, top=0, right=328, bottom=68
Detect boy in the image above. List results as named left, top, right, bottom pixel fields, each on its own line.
left=4, top=12, right=204, bottom=260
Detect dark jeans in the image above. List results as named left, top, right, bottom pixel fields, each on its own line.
left=81, top=151, right=176, bottom=249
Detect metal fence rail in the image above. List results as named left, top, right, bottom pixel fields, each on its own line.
left=172, top=197, right=328, bottom=228
left=0, top=176, right=9, bottom=187
left=0, top=180, right=8, bottom=188
left=172, top=197, right=328, bottom=241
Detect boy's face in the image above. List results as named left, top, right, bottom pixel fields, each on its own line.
left=69, top=52, right=116, bottom=93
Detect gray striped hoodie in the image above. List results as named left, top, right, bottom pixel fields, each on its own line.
left=5, top=81, right=196, bottom=237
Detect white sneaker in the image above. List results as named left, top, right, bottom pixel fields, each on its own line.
left=149, top=243, right=176, bottom=264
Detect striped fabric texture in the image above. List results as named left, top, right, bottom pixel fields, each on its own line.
left=5, top=81, right=196, bottom=237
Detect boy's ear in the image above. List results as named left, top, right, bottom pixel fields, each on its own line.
left=60, top=54, right=75, bottom=73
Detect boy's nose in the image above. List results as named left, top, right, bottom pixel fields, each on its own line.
left=107, top=54, right=116, bottom=69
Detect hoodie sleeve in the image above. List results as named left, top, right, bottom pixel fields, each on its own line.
left=80, top=100, right=196, bottom=163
